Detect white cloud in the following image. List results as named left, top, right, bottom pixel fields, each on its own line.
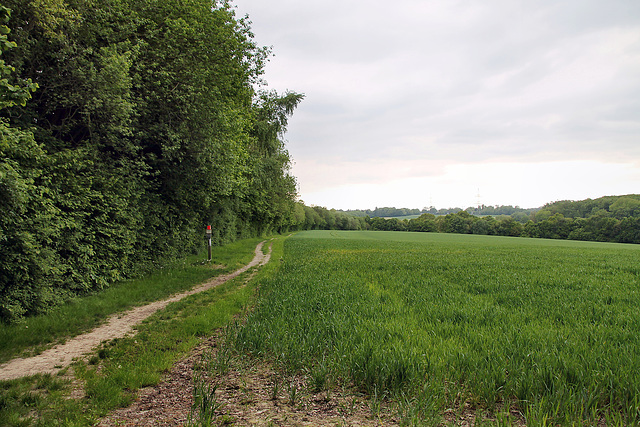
left=298, top=161, right=640, bottom=210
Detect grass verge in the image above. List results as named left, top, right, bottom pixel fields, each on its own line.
left=0, top=235, right=280, bottom=426
left=0, top=237, right=263, bottom=363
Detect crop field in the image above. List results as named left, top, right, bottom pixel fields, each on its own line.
left=235, top=230, right=640, bottom=425
left=382, top=214, right=422, bottom=220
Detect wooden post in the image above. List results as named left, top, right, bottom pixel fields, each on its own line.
left=206, top=225, right=212, bottom=261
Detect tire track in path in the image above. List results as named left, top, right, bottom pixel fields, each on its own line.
left=0, top=241, right=271, bottom=381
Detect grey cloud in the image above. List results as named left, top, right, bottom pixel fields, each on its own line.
left=235, top=0, right=640, bottom=205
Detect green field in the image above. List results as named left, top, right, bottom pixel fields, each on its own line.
left=235, top=230, right=640, bottom=425
left=382, top=214, right=422, bottom=220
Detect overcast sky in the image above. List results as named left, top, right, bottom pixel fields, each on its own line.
left=234, top=0, right=640, bottom=210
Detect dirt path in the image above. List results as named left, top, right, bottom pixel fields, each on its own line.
left=0, top=241, right=272, bottom=382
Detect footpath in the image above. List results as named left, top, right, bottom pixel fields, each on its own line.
left=0, top=241, right=271, bottom=381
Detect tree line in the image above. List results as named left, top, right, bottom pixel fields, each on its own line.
left=343, top=205, right=535, bottom=218
left=0, top=0, right=304, bottom=322
left=364, top=195, right=640, bottom=244
left=296, top=205, right=368, bottom=230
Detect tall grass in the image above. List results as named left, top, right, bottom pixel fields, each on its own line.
left=234, top=230, right=640, bottom=424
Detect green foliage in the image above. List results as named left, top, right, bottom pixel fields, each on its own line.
left=296, top=205, right=365, bottom=231
left=537, top=194, right=640, bottom=220
left=0, top=124, right=52, bottom=320
left=344, top=205, right=535, bottom=218
left=234, top=230, right=640, bottom=424
left=0, top=6, right=38, bottom=110
left=0, top=0, right=303, bottom=322
left=242, top=90, right=304, bottom=235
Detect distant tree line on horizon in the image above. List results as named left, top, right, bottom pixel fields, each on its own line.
left=341, top=205, right=537, bottom=218
left=358, top=195, right=640, bottom=244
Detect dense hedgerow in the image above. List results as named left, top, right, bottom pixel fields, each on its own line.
left=0, top=1, right=302, bottom=322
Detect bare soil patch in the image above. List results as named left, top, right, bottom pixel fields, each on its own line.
left=99, top=331, right=399, bottom=427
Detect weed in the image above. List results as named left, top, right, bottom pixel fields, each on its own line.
left=203, top=345, right=233, bottom=376
left=309, top=359, right=330, bottom=393
left=270, top=374, right=281, bottom=401
left=287, top=380, right=299, bottom=405
left=188, top=372, right=224, bottom=426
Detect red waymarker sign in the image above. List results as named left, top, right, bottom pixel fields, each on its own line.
left=206, top=225, right=212, bottom=261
